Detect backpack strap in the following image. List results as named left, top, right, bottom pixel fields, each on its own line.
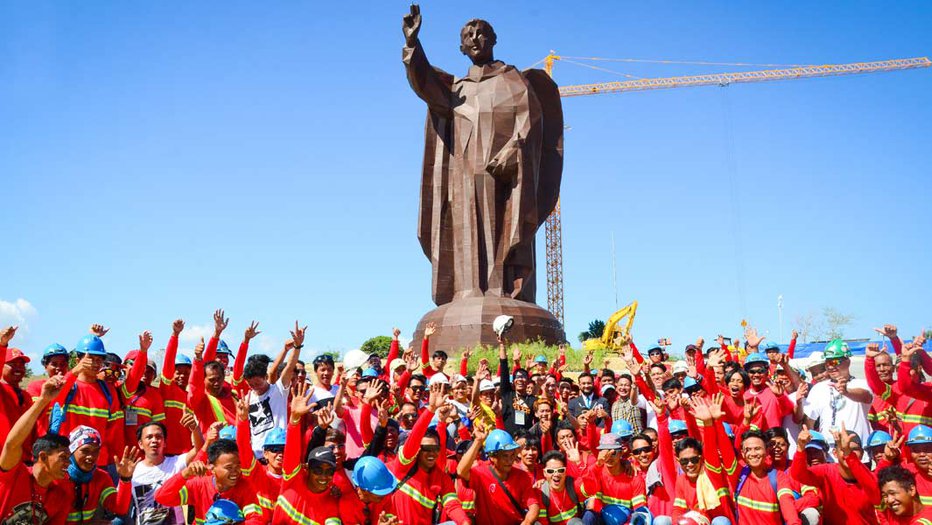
left=488, top=465, right=527, bottom=517
left=540, top=481, right=551, bottom=513
left=768, top=469, right=786, bottom=525
left=566, top=476, right=583, bottom=516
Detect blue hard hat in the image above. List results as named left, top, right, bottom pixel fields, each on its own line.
left=534, top=355, right=548, bottom=364
left=219, top=425, right=237, bottom=441
left=75, top=335, right=107, bottom=357
left=683, top=376, right=701, bottom=392
left=805, top=430, right=828, bottom=450
left=611, top=420, right=635, bottom=439
left=722, top=422, right=735, bottom=439
left=43, top=343, right=69, bottom=358
left=908, top=425, right=932, bottom=446
left=263, top=427, right=286, bottom=448
left=669, top=419, right=688, bottom=435
left=866, top=430, right=893, bottom=449
left=175, top=354, right=192, bottom=367
left=631, top=507, right=653, bottom=525
left=600, top=504, right=632, bottom=525
left=205, top=499, right=245, bottom=525
left=484, top=429, right=520, bottom=454
left=362, top=367, right=379, bottom=378
left=217, top=340, right=233, bottom=356
left=761, top=341, right=780, bottom=352
left=743, top=352, right=769, bottom=369
left=351, top=456, right=399, bottom=496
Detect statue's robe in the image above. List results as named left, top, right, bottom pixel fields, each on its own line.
left=403, top=42, right=563, bottom=306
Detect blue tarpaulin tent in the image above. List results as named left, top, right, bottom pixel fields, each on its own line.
left=779, top=339, right=931, bottom=359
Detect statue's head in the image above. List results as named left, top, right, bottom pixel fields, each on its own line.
left=460, top=19, right=496, bottom=65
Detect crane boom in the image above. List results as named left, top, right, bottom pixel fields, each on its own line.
left=557, top=57, right=931, bottom=97
left=543, top=54, right=930, bottom=331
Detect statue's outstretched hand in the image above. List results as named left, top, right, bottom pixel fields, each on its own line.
left=403, top=4, right=421, bottom=46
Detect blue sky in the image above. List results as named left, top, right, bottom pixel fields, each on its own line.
left=2, top=1, right=930, bottom=363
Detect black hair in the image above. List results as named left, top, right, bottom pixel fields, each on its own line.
left=312, top=354, right=334, bottom=371
left=577, top=372, right=594, bottom=381
left=205, top=361, right=225, bottom=375
left=649, top=363, right=667, bottom=374
left=647, top=346, right=664, bottom=355
left=324, top=428, right=346, bottom=444
left=602, top=369, right=615, bottom=379
left=741, top=429, right=766, bottom=445
left=878, top=465, right=917, bottom=491
left=513, top=429, right=529, bottom=442
left=513, top=368, right=530, bottom=380
left=724, top=369, right=750, bottom=389
left=104, top=353, right=122, bottom=366
left=137, top=421, right=167, bottom=442
left=555, top=420, right=575, bottom=433
left=631, top=433, right=653, bottom=447
left=643, top=428, right=658, bottom=439
left=431, top=350, right=448, bottom=360
left=522, top=437, right=541, bottom=453
left=41, top=353, right=67, bottom=367
left=400, top=401, right=418, bottom=412
left=422, top=428, right=441, bottom=443
left=541, top=451, right=566, bottom=466
left=33, top=433, right=70, bottom=459
left=763, top=427, right=788, bottom=443
left=243, top=354, right=271, bottom=380
left=409, top=374, right=427, bottom=387
left=662, top=378, right=682, bottom=391
left=618, top=373, right=633, bottom=383
left=207, top=439, right=238, bottom=464
left=675, top=437, right=703, bottom=456
left=723, top=361, right=742, bottom=376
left=296, top=359, right=306, bottom=367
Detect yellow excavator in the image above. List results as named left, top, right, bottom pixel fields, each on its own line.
left=582, top=300, right=638, bottom=353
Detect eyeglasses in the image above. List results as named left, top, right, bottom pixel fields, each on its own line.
left=632, top=446, right=653, bottom=456
left=747, top=368, right=768, bottom=376
left=308, top=465, right=336, bottom=476
left=678, top=456, right=701, bottom=466
left=420, top=444, right=440, bottom=453
left=544, top=467, right=566, bottom=475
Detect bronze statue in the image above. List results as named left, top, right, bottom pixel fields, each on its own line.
left=402, top=4, right=563, bottom=306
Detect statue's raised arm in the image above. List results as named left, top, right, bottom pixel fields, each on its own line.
left=402, top=4, right=421, bottom=47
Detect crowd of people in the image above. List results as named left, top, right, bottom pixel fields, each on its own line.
left=0, top=309, right=930, bottom=525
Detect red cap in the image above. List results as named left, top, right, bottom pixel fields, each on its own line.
left=5, top=347, right=30, bottom=363
left=124, top=350, right=141, bottom=364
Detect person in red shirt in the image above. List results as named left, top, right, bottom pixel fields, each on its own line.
left=579, top=433, right=648, bottom=515
left=731, top=429, right=801, bottom=525
left=58, top=425, right=138, bottom=523
left=0, top=375, right=71, bottom=524
left=154, top=438, right=266, bottom=524
left=0, top=325, right=36, bottom=458
left=26, top=343, right=71, bottom=436
left=742, top=353, right=793, bottom=431
left=235, top=398, right=285, bottom=514
left=879, top=465, right=932, bottom=525
left=790, top=423, right=880, bottom=525
left=340, top=456, right=400, bottom=525
left=271, top=383, right=343, bottom=525
left=536, top=451, right=588, bottom=525
left=159, top=319, right=195, bottom=456
left=121, top=331, right=167, bottom=446
left=457, top=426, right=541, bottom=525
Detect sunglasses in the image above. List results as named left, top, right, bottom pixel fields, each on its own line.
left=544, top=467, right=566, bottom=475
left=747, top=368, right=768, bottom=376
left=825, top=358, right=846, bottom=367
left=632, top=446, right=653, bottom=456
left=410, top=386, right=426, bottom=392
left=678, top=456, right=701, bottom=466
left=308, top=465, right=336, bottom=476
left=420, top=444, right=441, bottom=453
left=101, top=368, right=123, bottom=378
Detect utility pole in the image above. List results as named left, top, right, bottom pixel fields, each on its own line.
left=777, top=295, right=784, bottom=343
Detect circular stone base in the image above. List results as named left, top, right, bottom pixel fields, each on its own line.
left=413, top=296, right=566, bottom=351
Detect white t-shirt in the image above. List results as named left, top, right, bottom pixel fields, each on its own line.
left=132, top=454, right=188, bottom=525
left=803, top=377, right=873, bottom=446
left=636, top=394, right=658, bottom=431
left=781, top=391, right=801, bottom=457
left=247, top=379, right=290, bottom=457
left=308, top=384, right=339, bottom=405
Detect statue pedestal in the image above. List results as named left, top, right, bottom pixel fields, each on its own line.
left=413, top=296, right=566, bottom=351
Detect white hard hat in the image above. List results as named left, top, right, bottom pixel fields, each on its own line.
left=429, top=373, right=450, bottom=386
left=493, top=315, right=514, bottom=337
left=343, top=349, right=368, bottom=371
left=806, top=352, right=824, bottom=369
left=479, top=379, right=496, bottom=392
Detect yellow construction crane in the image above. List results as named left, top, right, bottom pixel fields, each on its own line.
left=541, top=55, right=931, bottom=327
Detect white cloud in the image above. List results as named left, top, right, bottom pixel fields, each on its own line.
left=179, top=323, right=213, bottom=344
left=0, top=298, right=37, bottom=337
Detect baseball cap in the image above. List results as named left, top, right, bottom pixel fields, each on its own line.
left=672, top=361, right=688, bottom=374
left=4, top=347, right=30, bottom=364
left=389, top=358, right=406, bottom=371
left=307, top=446, right=337, bottom=467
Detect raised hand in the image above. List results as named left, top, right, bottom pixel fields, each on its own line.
left=565, top=441, right=581, bottom=463
left=688, top=396, right=713, bottom=423
left=709, top=392, right=725, bottom=420
left=316, top=406, right=334, bottom=429
left=114, top=446, right=142, bottom=479
left=172, top=319, right=185, bottom=336
left=405, top=353, right=420, bottom=372
left=139, top=331, right=153, bottom=353
left=476, top=359, right=489, bottom=380
left=0, top=326, right=17, bottom=346
left=583, top=352, right=593, bottom=367
left=235, top=397, right=249, bottom=422
left=194, top=337, right=205, bottom=360
left=462, top=347, right=472, bottom=360
left=180, top=411, right=198, bottom=431
left=402, top=4, right=422, bottom=46
left=874, top=324, right=898, bottom=340
left=797, top=424, right=812, bottom=451
left=290, top=383, right=314, bottom=422
left=796, top=381, right=810, bottom=400
left=767, top=379, right=785, bottom=397
left=512, top=345, right=522, bottom=363
left=832, top=421, right=853, bottom=459
left=436, top=402, right=453, bottom=423
left=559, top=343, right=566, bottom=357
left=40, top=375, right=66, bottom=402
left=90, top=324, right=109, bottom=337
left=427, top=383, right=444, bottom=412
left=244, top=321, right=261, bottom=341
left=833, top=376, right=849, bottom=395
left=743, top=399, right=760, bottom=425
left=424, top=321, right=437, bottom=338
left=865, top=342, right=882, bottom=359
left=745, top=327, right=764, bottom=348
left=182, top=460, right=209, bottom=479
left=205, top=422, right=223, bottom=444
left=291, top=321, right=307, bottom=349
left=696, top=337, right=705, bottom=350
left=885, top=430, right=905, bottom=462
left=378, top=399, right=391, bottom=427
left=791, top=329, right=799, bottom=340
left=365, top=380, right=387, bottom=406
left=472, top=420, right=489, bottom=442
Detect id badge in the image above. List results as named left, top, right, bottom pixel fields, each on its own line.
left=514, top=410, right=526, bottom=426
left=125, top=407, right=138, bottom=426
